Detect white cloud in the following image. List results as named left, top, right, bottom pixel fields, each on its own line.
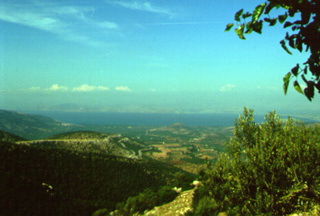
left=0, top=7, right=65, bottom=33
left=220, top=84, right=236, bottom=92
left=115, top=86, right=132, bottom=92
left=29, top=86, right=41, bottom=91
left=50, top=6, right=95, bottom=20
left=97, top=86, right=110, bottom=91
left=47, top=84, right=68, bottom=91
left=110, top=1, right=176, bottom=17
left=72, top=84, right=109, bottom=92
left=144, top=21, right=210, bottom=26
left=98, top=21, right=118, bottom=29
left=0, top=2, right=118, bottom=47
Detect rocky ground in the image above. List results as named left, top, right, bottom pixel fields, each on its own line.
left=135, top=189, right=195, bottom=216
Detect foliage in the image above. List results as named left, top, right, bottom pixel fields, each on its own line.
left=28, top=130, right=146, bottom=157
left=115, top=171, right=196, bottom=215
left=0, top=141, right=194, bottom=216
left=191, top=108, right=320, bottom=215
left=0, top=130, right=26, bottom=142
left=226, top=1, right=320, bottom=101
left=46, top=130, right=113, bottom=140
left=173, top=171, right=196, bottom=190
left=117, top=186, right=179, bottom=215
left=0, top=109, right=68, bottom=139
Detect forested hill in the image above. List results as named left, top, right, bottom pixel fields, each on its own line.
left=0, top=109, right=69, bottom=139
left=17, top=130, right=147, bottom=158
left=0, top=130, right=26, bottom=142
left=0, top=141, right=196, bottom=215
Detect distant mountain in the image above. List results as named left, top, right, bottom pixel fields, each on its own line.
left=149, top=122, right=202, bottom=136
left=0, top=109, right=73, bottom=139
left=19, top=131, right=147, bottom=158
left=157, top=122, right=191, bottom=130
left=47, top=130, right=114, bottom=140
left=0, top=130, right=26, bottom=142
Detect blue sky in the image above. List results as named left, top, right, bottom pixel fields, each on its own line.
left=0, top=0, right=319, bottom=115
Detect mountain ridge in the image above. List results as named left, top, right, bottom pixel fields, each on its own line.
left=0, top=109, right=70, bottom=139
left=16, top=130, right=147, bottom=158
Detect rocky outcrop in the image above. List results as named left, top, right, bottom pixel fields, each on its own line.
left=135, top=189, right=195, bottom=216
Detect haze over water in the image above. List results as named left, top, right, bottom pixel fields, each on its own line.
left=22, top=111, right=317, bottom=126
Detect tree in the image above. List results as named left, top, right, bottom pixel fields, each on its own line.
left=226, top=0, right=320, bottom=101
left=191, top=108, right=320, bottom=215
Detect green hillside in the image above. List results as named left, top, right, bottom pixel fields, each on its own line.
left=0, top=141, right=196, bottom=216
left=0, top=130, right=26, bottom=142
left=46, top=130, right=113, bottom=140
left=17, top=130, right=147, bottom=158
left=0, top=109, right=70, bottom=139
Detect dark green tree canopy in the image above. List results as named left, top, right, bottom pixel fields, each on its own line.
left=226, top=0, right=320, bottom=101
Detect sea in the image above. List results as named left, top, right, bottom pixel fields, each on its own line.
left=22, top=111, right=316, bottom=127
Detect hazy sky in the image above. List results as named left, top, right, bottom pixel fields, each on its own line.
left=1, top=0, right=319, bottom=114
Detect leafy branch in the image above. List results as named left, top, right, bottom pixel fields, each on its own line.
left=226, top=0, right=320, bottom=101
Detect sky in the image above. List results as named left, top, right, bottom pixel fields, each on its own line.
left=0, top=0, right=319, bottom=115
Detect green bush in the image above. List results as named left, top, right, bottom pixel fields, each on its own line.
left=117, top=186, right=179, bottom=215
left=192, top=108, right=320, bottom=215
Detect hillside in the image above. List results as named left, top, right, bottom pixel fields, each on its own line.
left=0, top=130, right=26, bottom=142
left=47, top=130, right=114, bottom=140
left=0, top=109, right=73, bottom=139
left=149, top=123, right=202, bottom=136
left=17, top=131, right=147, bottom=158
left=0, top=141, right=196, bottom=216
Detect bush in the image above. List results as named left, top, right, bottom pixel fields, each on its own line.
left=117, top=186, right=179, bottom=215
left=192, top=108, right=320, bottom=215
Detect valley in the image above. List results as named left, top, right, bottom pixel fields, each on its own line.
left=0, top=109, right=234, bottom=174
left=0, top=109, right=230, bottom=215
left=1, top=109, right=320, bottom=215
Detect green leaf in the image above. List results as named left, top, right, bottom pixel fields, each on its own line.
left=235, top=9, right=244, bottom=21
left=304, top=84, right=314, bottom=101
left=235, top=25, right=245, bottom=39
left=252, top=4, right=266, bottom=23
left=269, top=18, right=277, bottom=26
left=264, top=17, right=277, bottom=26
left=253, top=20, right=263, bottom=34
left=278, top=14, right=288, bottom=23
left=225, top=23, right=234, bottom=32
left=280, top=40, right=292, bottom=55
left=284, top=21, right=293, bottom=28
left=242, top=12, right=252, bottom=19
left=288, top=8, right=297, bottom=17
left=265, top=2, right=276, bottom=14
left=245, top=22, right=253, bottom=34
left=288, top=37, right=295, bottom=48
left=291, top=64, right=299, bottom=76
left=283, top=72, right=291, bottom=94
left=264, top=18, right=272, bottom=23
left=293, top=81, right=303, bottom=94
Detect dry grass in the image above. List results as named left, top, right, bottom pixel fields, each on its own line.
left=136, top=189, right=195, bottom=216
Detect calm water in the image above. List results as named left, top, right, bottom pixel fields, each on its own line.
left=25, top=111, right=270, bottom=126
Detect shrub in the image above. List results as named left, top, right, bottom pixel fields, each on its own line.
left=117, top=186, right=179, bottom=215
left=192, top=108, right=320, bottom=215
